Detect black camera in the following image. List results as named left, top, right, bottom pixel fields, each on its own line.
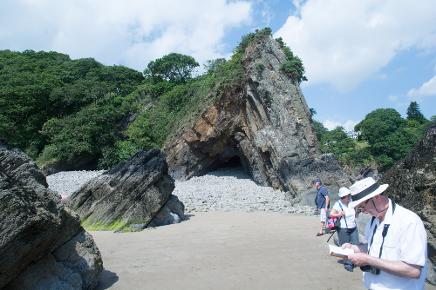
left=360, top=265, right=380, bottom=275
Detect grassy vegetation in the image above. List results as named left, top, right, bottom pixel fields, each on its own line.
left=81, top=218, right=128, bottom=232
left=111, top=39, right=246, bottom=165
left=275, top=37, right=307, bottom=83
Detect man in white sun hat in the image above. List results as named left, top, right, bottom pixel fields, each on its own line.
left=342, top=177, right=427, bottom=290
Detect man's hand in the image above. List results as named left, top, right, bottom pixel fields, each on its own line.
left=348, top=253, right=370, bottom=266
left=342, top=243, right=361, bottom=253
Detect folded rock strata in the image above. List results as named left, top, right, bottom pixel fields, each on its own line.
left=0, top=144, right=103, bottom=289
left=68, top=149, right=184, bottom=231
left=164, top=32, right=351, bottom=198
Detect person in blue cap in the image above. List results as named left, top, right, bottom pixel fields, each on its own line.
left=312, top=178, right=330, bottom=236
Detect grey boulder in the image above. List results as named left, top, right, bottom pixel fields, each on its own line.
left=68, top=149, right=184, bottom=231
left=0, top=144, right=102, bottom=289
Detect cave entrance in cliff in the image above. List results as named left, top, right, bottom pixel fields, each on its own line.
left=217, top=156, right=242, bottom=169
left=206, top=150, right=250, bottom=178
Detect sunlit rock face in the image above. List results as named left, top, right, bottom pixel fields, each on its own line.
left=381, top=125, right=436, bottom=285
left=164, top=34, right=351, bottom=197
left=68, top=149, right=184, bottom=231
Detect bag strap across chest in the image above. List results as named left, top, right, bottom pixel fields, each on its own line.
left=338, top=201, right=348, bottom=228
left=368, top=200, right=397, bottom=257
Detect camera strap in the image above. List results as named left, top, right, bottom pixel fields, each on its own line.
left=367, top=200, right=397, bottom=257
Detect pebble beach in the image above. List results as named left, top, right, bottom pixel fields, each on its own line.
left=46, top=167, right=316, bottom=215
left=45, top=168, right=436, bottom=290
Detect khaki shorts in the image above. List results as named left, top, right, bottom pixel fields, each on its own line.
left=319, top=208, right=327, bottom=222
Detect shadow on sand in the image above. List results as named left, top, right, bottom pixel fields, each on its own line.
left=97, top=269, right=119, bottom=290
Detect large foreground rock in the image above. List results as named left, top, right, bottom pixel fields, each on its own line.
left=0, top=144, right=102, bottom=289
left=164, top=30, right=351, bottom=198
left=68, top=149, right=184, bottom=231
left=381, top=124, right=436, bottom=285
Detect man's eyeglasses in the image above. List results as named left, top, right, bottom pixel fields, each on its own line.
left=356, top=198, right=371, bottom=211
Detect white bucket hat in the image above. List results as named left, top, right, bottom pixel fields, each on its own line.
left=338, top=187, right=351, bottom=198
left=348, top=177, right=389, bottom=209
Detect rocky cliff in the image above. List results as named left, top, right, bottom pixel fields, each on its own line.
left=0, top=144, right=102, bottom=289
left=164, top=31, right=351, bottom=197
left=381, top=124, right=435, bottom=284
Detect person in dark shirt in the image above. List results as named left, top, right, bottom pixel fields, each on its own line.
left=313, top=178, right=330, bottom=236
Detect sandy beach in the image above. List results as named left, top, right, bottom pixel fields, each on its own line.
left=92, top=212, right=364, bottom=290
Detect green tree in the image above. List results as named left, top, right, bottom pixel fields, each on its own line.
left=280, top=56, right=307, bottom=83
left=204, top=58, right=226, bottom=74
left=312, top=120, right=328, bottom=141
left=319, top=126, right=356, bottom=162
left=355, top=108, right=422, bottom=169
left=0, top=49, right=143, bottom=160
left=406, top=101, right=426, bottom=124
left=144, top=53, right=199, bottom=83
left=40, top=95, right=124, bottom=168
left=355, top=109, right=405, bottom=148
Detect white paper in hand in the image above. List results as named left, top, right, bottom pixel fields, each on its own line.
left=328, top=244, right=354, bottom=258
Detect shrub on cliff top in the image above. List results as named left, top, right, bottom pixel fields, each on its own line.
left=235, top=27, right=272, bottom=54
left=275, top=37, right=307, bottom=83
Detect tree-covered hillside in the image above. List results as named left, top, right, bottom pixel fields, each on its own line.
left=312, top=102, right=433, bottom=170
left=1, top=28, right=308, bottom=170
left=0, top=49, right=143, bottom=167
left=0, top=28, right=431, bottom=172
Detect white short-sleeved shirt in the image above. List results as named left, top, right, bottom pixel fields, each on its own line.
left=332, top=200, right=356, bottom=229
left=363, top=199, right=428, bottom=290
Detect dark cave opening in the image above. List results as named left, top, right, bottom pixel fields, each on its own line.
left=204, top=148, right=251, bottom=178
left=218, top=155, right=242, bottom=169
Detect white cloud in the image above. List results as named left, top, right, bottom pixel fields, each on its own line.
left=0, top=0, right=252, bottom=71
left=291, top=0, right=305, bottom=16
left=407, top=75, right=436, bottom=99
left=323, top=119, right=357, bottom=132
left=274, top=0, right=436, bottom=91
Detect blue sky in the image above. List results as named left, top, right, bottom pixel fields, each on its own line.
left=1, top=0, right=435, bottom=131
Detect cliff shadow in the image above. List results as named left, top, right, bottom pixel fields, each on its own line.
left=97, top=269, right=119, bottom=290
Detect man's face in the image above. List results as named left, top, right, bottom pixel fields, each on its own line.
left=356, top=197, right=380, bottom=217
left=312, top=182, right=320, bottom=189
